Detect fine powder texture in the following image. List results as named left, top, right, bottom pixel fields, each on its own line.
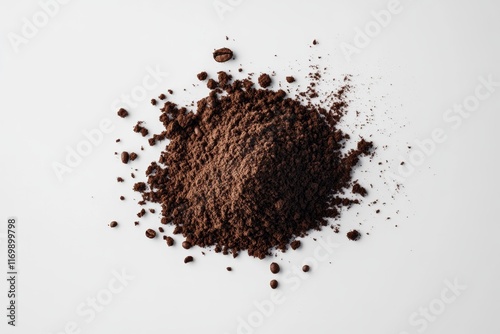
left=133, top=72, right=373, bottom=259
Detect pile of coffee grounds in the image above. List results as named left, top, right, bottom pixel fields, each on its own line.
left=126, top=53, right=373, bottom=259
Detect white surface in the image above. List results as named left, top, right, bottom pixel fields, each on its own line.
left=1, top=1, right=499, bottom=333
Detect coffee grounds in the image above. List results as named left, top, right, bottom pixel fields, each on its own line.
left=347, top=230, right=361, bottom=241
left=121, top=151, right=129, bottom=164
left=197, top=72, right=208, bottom=81
left=117, top=108, right=128, bottom=118
left=270, top=280, right=278, bottom=289
left=131, top=70, right=373, bottom=259
left=166, top=236, right=174, bottom=246
left=258, top=73, right=272, bottom=88
left=270, top=262, right=280, bottom=274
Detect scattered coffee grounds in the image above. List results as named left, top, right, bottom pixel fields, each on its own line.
left=117, top=108, right=128, bottom=118
left=197, top=72, right=208, bottom=81
left=145, top=229, right=156, bottom=239
left=290, top=240, right=301, bottom=250
left=166, top=236, right=174, bottom=246
left=258, top=73, right=272, bottom=88
left=226, top=267, right=232, bottom=271
left=133, top=121, right=149, bottom=137
left=151, top=99, right=157, bottom=106
left=109, top=221, right=118, bottom=228
left=213, top=47, right=233, bottom=62
left=114, top=45, right=379, bottom=288
left=159, top=93, right=166, bottom=100
left=347, top=230, right=361, bottom=241
left=121, top=151, right=129, bottom=164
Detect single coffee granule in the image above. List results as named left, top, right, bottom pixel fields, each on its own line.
left=151, top=99, right=157, bottom=106
left=290, top=240, right=301, bottom=250
left=347, top=230, right=361, bottom=241
left=270, top=279, right=278, bottom=289
left=286, top=76, right=295, bottom=83
left=184, top=256, right=194, bottom=263
left=258, top=73, right=272, bottom=88
left=166, top=236, right=174, bottom=246
left=117, top=108, right=129, bottom=118
left=302, top=265, right=310, bottom=272
left=121, top=151, right=129, bottom=164
left=158, top=227, right=164, bottom=233
left=116, top=177, right=124, bottom=183
left=197, top=72, right=208, bottom=81
left=159, top=93, right=166, bottom=100
left=226, top=267, right=232, bottom=271
left=182, top=241, right=192, bottom=249
left=145, top=229, right=156, bottom=239
left=133, top=71, right=372, bottom=259
left=109, top=221, right=118, bottom=228
left=270, top=262, right=280, bottom=274
left=119, top=196, right=125, bottom=201
left=207, top=79, right=218, bottom=90
left=130, top=152, right=138, bottom=161
left=137, top=208, right=146, bottom=218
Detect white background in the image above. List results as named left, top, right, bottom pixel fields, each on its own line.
left=1, top=1, right=499, bottom=333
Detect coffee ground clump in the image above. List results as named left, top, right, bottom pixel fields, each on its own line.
left=133, top=69, right=373, bottom=259
left=258, top=73, right=272, bottom=88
